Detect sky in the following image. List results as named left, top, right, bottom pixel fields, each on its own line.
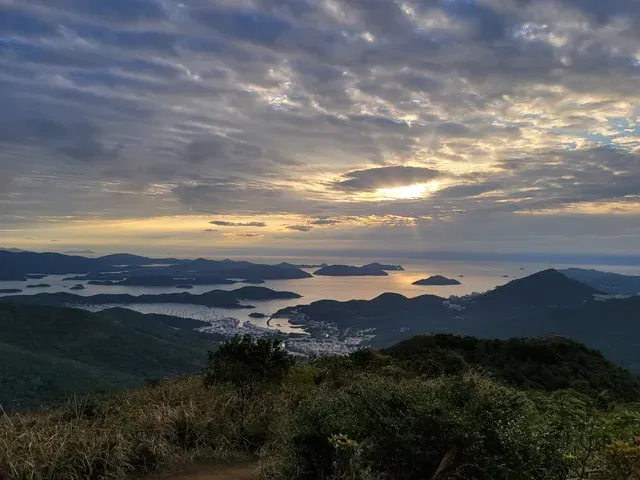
left=1, top=0, right=640, bottom=259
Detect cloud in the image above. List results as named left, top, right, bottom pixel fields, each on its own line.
left=310, top=218, right=341, bottom=226
left=209, top=220, right=267, bottom=227
left=286, top=225, right=312, bottom=232
left=1, top=0, right=640, bottom=255
left=334, top=166, right=443, bottom=191
left=228, top=233, right=263, bottom=238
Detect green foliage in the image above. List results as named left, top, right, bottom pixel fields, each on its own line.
left=383, top=334, right=640, bottom=402
left=204, top=335, right=294, bottom=426
left=0, top=303, right=222, bottom=411
left=274, top=374, right=571, bottom=480
left=4, top=333, right=640, bottom=480
left=204, top=335, right=294, bottom=395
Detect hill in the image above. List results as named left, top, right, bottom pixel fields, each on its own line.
left=275, top=270, right=640, bottom=371
left=473, top=269, right=602, bottom=307
left=382, top=334, right=640, bottom=402
left=413, top=275, right=461, bottom=286
left=0, top=302, right=224, bottom=411
left=2, top=286, right=302, bottom=309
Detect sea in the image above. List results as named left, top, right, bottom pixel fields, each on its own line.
left=2, top=258, right=640, bottom=334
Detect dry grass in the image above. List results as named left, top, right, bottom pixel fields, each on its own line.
left=0, top=376, right=263, bottom=479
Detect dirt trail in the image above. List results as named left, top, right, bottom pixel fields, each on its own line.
left=147, top=462, right=258, bottom=480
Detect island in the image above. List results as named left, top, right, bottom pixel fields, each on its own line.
left=87, top=280, right=117, bottom=286
left=277, top=262, right=328, bottom=269
left=362, top=262, right=404, bottom=271
left=175, top=285, right=194, bottom=289
left=249, top=312, right=267, bottom=319
left=2, top=286, right=302, bottom=310
left=314, top=265, right=389, bottom=277
left=241, top=279, right=266, bottom=284
left=69, top=284, right=86, bottom=291
left=0, top=289, right=22, bottom=294
left=0, top=270, right=26, bottom=281
left=26, top=274, right=48, bottom=279
left=116, top=275, right=237, bottom=287
left=26, top=284, right=51, bottom=288
left=412, top=276, right=461, bottom=286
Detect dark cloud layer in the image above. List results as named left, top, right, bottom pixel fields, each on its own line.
left=286, top=225, right=312, bottom=232
left=334, top=166, right=443, bottom=191
left=210, top=220, right=267, bottom=227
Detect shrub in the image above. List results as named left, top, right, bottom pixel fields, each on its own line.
left=268, top=374, right=570, bottom=480
left=204, top=335, right=294, bottom=392
left=204, top=335, right=294, bottom=425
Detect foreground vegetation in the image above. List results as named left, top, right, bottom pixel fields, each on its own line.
left=2, top=335, right=640, bottom=479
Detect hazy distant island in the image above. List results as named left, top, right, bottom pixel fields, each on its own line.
left=0, top=289, right=22, bottom=294
left=314, top=264, right=389, bottom=276
left=249, top=312, right=267, bottom=319
left=116, top=275, right=237, bottom=287
left=175, top=285, right=194, bottom=289
left=277, top=262, right=328, bottom=269
left=26, top=284, right=50, bottom=289
left=26, top=274, right=47, bottom=279
left=363, top=262, right=404, bottom=271
left=69, top=284, right=85, bottom=291
left=412, top=275, right=461, bottom=286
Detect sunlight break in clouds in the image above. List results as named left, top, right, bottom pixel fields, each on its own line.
left=0, top=0, right=640, bottom=257
left=376, top=182, right=441, bottom=200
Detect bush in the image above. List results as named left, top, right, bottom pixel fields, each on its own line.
left=204, top=335, right=294, bottom=394
left=268, top=374, right=570, bottom=480
left=204, top=335, right=294, bottom=428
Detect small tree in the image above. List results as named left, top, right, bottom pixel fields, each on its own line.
left=204, top=334, right=294, bottom=421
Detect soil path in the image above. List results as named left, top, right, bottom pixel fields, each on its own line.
left=147, top=462, right=258, bottom=480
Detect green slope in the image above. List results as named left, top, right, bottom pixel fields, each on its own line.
left=0, top=302, right=222, bottom=411
left=382, top=334, right=640, bottom=402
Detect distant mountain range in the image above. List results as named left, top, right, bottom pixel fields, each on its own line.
left=275, top=269, right=640, bottom=370
left=560, top=268, right=640, bottom=295
left=0, top=251, right=313, bottom=281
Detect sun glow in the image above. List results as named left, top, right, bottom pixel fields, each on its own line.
left=376, top=182, right=440, bottom=200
